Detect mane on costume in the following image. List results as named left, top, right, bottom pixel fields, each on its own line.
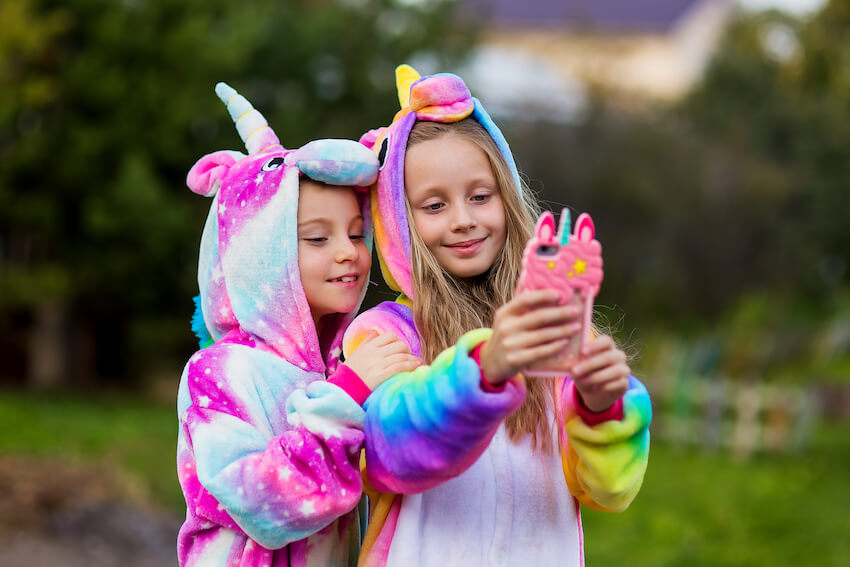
left=360, top=65, right=521, bottom=301
left=187, top=82, right=378, bottom=373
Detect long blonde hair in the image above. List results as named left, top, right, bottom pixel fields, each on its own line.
left=405, top=118, right=556, bottom=452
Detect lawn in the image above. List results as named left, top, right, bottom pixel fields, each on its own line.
left=2, top=389, right=848, bottom=565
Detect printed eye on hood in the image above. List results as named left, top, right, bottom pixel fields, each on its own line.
left=187, top=82, right=377, bottom=374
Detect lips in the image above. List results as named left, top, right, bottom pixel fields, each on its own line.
left=444, top=237, right=486, bottom=254
left=327, top=273, right=360, bottom=286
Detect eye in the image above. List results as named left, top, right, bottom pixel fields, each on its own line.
left=377, top=136, right=390, bottom=170
left=262, top=157, right=285, bottom=171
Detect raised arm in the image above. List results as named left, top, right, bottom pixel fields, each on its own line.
left=559, top=374, right=652, bottom=512
left=343, top=302, right=525, bottom=494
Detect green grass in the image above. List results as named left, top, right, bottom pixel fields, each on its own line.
left=2, top=389, right=849, bottom=565
left=583, top=424, right=850, bottom=566
left=0, top=388, right=183, bottom=513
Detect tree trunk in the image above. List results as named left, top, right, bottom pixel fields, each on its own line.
left=27, top=299, right=70, bottom=389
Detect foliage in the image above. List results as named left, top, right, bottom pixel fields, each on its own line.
left=0, top=0, right=473, bottom=382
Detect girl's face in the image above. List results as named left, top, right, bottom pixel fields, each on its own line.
left=405, top=134, right=507, bottom=279
left=297, top=180, right=370, bottom=326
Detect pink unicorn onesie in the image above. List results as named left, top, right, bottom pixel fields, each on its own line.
left=342, top=65, right=652, bottom=567
left=519, top=209, right=604, bottom=376
left=176, top=82, right=379, bottom=566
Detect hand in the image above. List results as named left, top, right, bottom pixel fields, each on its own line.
left=570, top=334, right=630, bottom=412
left=480, top=290, right=583, bottom=385
left=344, top=331, right=421, bottom=390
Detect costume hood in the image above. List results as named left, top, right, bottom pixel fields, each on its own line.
left=361, top=64, right=521, bottom=301
left=188, top=82, right=377, bottom=373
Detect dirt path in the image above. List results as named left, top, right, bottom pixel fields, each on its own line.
left=0, top=457, right=181, bottom=567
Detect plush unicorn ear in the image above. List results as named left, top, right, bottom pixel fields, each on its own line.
left=187, top=150, right=244, bottom=197
left=535, top=211, right=556, bottom=242
left=359, top=127, right=387, bottom=151
left=573, top=213, right=595, bottom=242
left=286, top=139, right=379, bottom=187
left=396, top=64, right=421, bottom=109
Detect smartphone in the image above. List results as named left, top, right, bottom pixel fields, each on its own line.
left=516, top=209, right=603, bottom=377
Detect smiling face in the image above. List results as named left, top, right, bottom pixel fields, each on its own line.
left=297, top=179, right=370, bottom=327
left=404, top=134, right=507, bottom=279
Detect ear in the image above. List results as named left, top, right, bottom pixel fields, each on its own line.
left=574, top=213, right=595, bottom=242
left=186, top=150, right=243, bottom=197
left=535, top=211, right=556, bottom=242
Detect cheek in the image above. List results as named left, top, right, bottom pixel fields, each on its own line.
left=357, top=242, right=371, bottom=269
left=412, top=213, right=443, bottom=247
left=297, top=245, right=326, bottom=281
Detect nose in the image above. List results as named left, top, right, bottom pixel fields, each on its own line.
left=450, top=203, right=477, bottom=232
left=335, top=238, right=359, bottom=263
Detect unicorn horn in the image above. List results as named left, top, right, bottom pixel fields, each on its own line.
left=215, top=82, right=282, bottom=155
left=396, top=64, right=421, bottom=109
left=558, top=208, right=572, bottom=245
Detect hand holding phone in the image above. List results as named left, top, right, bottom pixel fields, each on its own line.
left=516, top=209, right=603, bottom=377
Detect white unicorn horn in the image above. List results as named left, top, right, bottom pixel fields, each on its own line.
left=215, top=82, right=281, bottom=155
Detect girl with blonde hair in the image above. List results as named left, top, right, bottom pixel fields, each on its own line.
left=343, top=66, right=652, bottom=567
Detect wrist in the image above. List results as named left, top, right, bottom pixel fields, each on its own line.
left=472, top=342, right=506, bottom=392
left=327, top=364, right=372, bottom=406
left=571, top=382, right=624, bottom=425
left=479, top=341, right=510, bottom=386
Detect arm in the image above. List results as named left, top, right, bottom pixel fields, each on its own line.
left=181, top=347, right=365, bottom=549
left=343, top=303, right=525, bottom=494
left=559, top=374, right=652, bottom=512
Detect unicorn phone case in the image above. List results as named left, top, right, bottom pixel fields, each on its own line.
left=517, top=209, right=603, bottom=377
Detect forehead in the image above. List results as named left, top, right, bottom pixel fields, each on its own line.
left=404, top=135, right=493, bottom=191
left=298, top=179, right=361, bottom=220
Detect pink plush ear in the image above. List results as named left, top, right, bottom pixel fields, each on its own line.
left=359, top=127, right=387, bottom=150
left=574, top=213, right=595, bottom=242
left=535, top=211, right=556, bottom=242
left=186, top=150, right=242, bottom=197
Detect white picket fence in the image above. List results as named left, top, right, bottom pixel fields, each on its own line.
left=653, top=377, right=819, bottom=459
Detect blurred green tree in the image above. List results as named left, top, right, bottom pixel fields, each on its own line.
left=0, top=0, right=472, bottom=387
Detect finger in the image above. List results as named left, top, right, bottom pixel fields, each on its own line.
left=502, top=290, right=562, bottom=315
left=371, top=339, right=413, bottom=356
left=508, top=338, right=570, bottom=368
left=572, top=349, right=625, bottom=377
left=581, top=334, right=615, bottom=356
left=513, top=304, right=582, bottom=333
left=356, top=330, right=379, bottom=345
left=506, top=322, right=582, bottom=350
left=574, top=363, right=630, bottom=390
left=385, top=357, right=422, bottom=375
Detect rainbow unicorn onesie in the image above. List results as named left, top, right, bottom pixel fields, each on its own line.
left=343, top=66, right=653, bottom=567
left=176, top=83, right=379, bottom=567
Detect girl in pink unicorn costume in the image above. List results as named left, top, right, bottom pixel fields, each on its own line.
left=343, top=66, right=653, bottom=567
left=176, top=83, right=417, bottom=567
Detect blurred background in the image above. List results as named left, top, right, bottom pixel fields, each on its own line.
left=1, top=0, right=849, bottom=564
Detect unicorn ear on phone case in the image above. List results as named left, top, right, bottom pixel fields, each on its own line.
left=573, top=212, right=595, bottom=243
left=534, top=210, right=557, bottom=243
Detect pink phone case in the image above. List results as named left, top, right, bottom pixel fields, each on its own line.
left=517, top=209, right=603, bottom=377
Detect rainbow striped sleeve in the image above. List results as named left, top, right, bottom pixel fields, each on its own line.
left=559, top=375, right=652, bottom=512
left=343, top=304, right=525, bottom=495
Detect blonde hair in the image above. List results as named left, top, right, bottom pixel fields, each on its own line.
left=405, top=118, right=556, bottom=452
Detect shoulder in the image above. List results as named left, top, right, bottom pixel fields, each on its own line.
left=344, top=301, right=421, bottom=357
